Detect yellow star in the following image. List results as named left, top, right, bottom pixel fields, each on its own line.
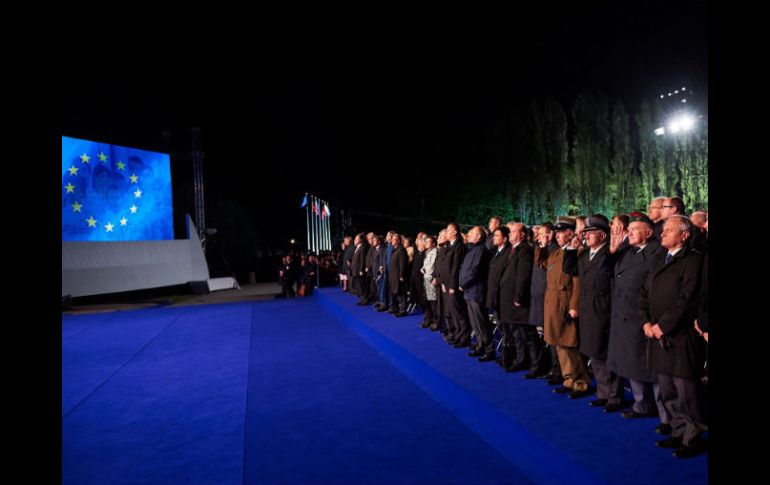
left=65, top=183, right=75, bottom=193
left=68, top=166, right=79, bottom=176
left=129, top=205, right=138, bottom=214
left=117, top=161, right=126, bottom=170
left=130, top=174, right=139, bottom=183
left=134, top=189, right=142, bottom=198
left=71, top=202, right=82, bottom=212
left=80, top=153, right=90, bottom=164
left=120, top=217, right=128, bottom=226
left=86, top=216, right=97, bottom=227
left=98, top=152, right=108, bottom=163
left=104, top=222, right=114, bottom=232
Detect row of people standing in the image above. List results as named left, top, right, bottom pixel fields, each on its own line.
left=338, top=195, right=708, bottom=459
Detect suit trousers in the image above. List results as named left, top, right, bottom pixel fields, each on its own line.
left=657, top=373, right=707, bottom=446
left=591, top=356, right=624, bottom=404
left=466, top=300, right=493, bottom=354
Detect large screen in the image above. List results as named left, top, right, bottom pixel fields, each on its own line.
left=62, top=136, right=174, bottom=241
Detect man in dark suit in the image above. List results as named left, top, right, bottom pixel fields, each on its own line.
left=647, top=197, right=666, bottom=241
left=640, top=215, right=707, bottom=458
left=388, top=233, right=408, bottom=315
left=460, top=226, right=493, bottom=360
left=486, top=226, right=511, bottom=363
left=444, top=223, right=471, bottom=347
left=498, top=223, right=540, bottom=373
left=351, top=233, right=369, bottom=303
left=565, top=215, right=624, bottom=409
left=485, top=216, right=503, bottom=252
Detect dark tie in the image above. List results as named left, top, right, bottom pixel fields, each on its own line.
left=665, top=253, right=673, bottom=265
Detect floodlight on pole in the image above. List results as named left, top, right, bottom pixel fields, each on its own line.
left=655, top=127, right=666, bottom=136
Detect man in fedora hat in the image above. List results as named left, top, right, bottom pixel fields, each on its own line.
left=565, top=214, right=623, bottom=408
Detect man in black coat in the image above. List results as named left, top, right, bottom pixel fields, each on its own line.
left=640, top=215, right=707, bottom=458
left=388, top=233, right=408, bottom=315
left=485, top=216, right=503, bottom=252
left=607, top=213, right=669, bottom=426
left=443, top=223, right=471, bottom=347
left=342, top=237, right=355, bottom=292
left=351, top=233, right=369, bottom=303
left=460, top=226, right=493, bottom=360
left=565, top=215, right=623, bottom=405
left=497, top=223, right=540, bottom=374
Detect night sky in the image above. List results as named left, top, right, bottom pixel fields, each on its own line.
left=60, top=1, right=707, bottom=254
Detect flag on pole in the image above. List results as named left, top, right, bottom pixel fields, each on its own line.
left=300, top=194, right=308, bottom=208
left=322, top=203, right=330, bottom=218
left=313, top=202, right=319, bottom=215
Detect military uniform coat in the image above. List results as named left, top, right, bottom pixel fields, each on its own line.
left=536, top=244, right=581, bottom=347
left=565, top=244, right=612, bottom=359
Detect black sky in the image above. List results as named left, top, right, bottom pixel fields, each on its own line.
left=60, top=1, right=708, bottom=249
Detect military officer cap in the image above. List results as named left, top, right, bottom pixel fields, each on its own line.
left=553, top=216, right=576, bottom=231
left=583, top=214, right=610, bottom=233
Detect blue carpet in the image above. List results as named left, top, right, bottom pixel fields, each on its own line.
left=62, top=289, right=708, bottom=484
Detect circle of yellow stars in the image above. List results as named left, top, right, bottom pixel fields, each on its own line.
left=64, top=150, right=142, bottom=234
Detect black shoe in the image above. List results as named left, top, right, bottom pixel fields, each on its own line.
left=673, top=440, right=707, bottom=459
left=468, top=349, right=485, bottom=357
left=454, top=340, right=471, bottom=348
left=506, top=362, right=527, bottom=373
left=524, top=370, right=544, bottom=379
left=429, top=324, right=440, bottom=331
left=589, top=398, right=608, bottom=407
left=568, top=388, right=593, bottom=399
left=620, top=410, right=658, bottom=419
left=603, top=401, right=629, bottom=413
left=547, top=375, right=563, bottom=386
left=376, top=306, right=389, bottom=312
left=656, top=423, right=673, bottom=435
left=394, top=311, right=408, bottom=317
left=656, top=436, right=682, bottom=449
left=478, top=353, right=497, bottom=362
left=420, top=321, right=431, bottom=328
left=553, top=386, right=572, bottom=394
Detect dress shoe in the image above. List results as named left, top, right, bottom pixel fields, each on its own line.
left=568, top=388, right=593, bottom=399
left=468, top=349, right=485, bottom=357
left=429, top=324, right=440, bottom=331
left=478, top=353, right=497, bottom=362
left=454, top=340, right=471, bottom=348
left=589, top=398, right=608, bottom=407
left=506, top=362, right=527, bottom=373
left=553, top=386, right=572, bottom=394
left=655, top=423, right=673, bottom=435
left=673, top=439, right=707, bottom=459
left=376, top=306, right=390, bottom=312
left=524, top=370, right=545, bottom=379
left=620, top=410, right=657, bottom=419
left=603, top=401, right=629, bottom=413
left=538, top=371, right=557, bottom=380
left=656, top=436, right=682, bottom=449
left=420, top=321, right=431, bottom=328
left=547, top=375, right=564, bottom=386
left=394, top=311, right=408, bottom=317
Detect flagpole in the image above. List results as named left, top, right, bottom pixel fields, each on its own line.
left=313, top=195, right=318, bottom=254
left=305, top=193, right=310, bottom=252
left=325, top=201, right=331, bottom=250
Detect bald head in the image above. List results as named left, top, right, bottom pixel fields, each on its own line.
left=690, top=211, right=707, bottom=229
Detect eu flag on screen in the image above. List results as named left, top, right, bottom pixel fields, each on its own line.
left=61, top=136, right=174, bottom=241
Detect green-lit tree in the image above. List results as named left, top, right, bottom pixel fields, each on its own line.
left=610, top=99, right=635, bottom=213
left=572, top=91, right=612, bottom=215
